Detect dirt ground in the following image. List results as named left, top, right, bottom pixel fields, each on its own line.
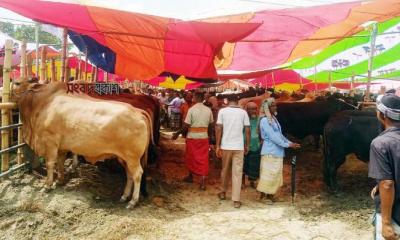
left=0, top=132, right=375, bottom=240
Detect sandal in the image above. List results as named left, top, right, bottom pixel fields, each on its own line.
left=234, top=201, right=242, bottom=208
left=218, top=192, right=226, bottom=200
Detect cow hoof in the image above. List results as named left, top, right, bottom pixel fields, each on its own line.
left=43, top=186, right=53, bottom=193
left=126, top=200, right=138, bottom=209
left=56, top=180, right=66, bottom=186
left=119, top=196, right=128, bottom=203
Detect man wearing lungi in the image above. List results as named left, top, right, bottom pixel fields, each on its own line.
left=243, top=102, right=261, bottom=188
left=173, top=92, right=213, bottom=190
left=258, top=98, right=300, bottom=202
left=168, top=92, right=183, bottom=130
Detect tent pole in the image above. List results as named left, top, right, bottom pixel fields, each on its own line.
left=271, top=71, right=276, bottom=88
left=314, top=64, right=317, bottom=92
left=75, top=53, right=80, bottom=80
left=60, top=28, right=68, bottom=82
left=328, top=71, right=333, bottom=93
left=20, top=40, right=27, bottom=78
left=40, top=46, right=47, bottom=82
left=84, top=49, right=88, bottom=82
left=35, top=23, right=40, bottom=77
left=366, top=23, right=377, bottom=101
left=51, top=58, right=56, bottom=82
left=351, top=72, right=355, bottom=91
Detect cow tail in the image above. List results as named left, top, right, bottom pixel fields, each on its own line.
left=140, top=110, right=154, bottom=168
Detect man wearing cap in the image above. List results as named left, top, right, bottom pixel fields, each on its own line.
left=369, top=94, right=400, bottom=240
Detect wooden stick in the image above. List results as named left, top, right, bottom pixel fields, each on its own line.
left=1, top=40, right=12, bottom=172
left=40, top=46, right=47, bottom=82
left=50, top=58, right=56, bottom=82
left=60, top=28, right=68, bottom=82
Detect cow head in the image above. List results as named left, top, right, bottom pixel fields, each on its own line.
left=11, top=77, right=40, bottom=102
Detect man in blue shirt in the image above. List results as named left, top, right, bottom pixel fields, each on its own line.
left=257, top=98, right=300, bottom=202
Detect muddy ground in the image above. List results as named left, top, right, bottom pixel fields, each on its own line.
left=0, top=132, right=375, bottom=240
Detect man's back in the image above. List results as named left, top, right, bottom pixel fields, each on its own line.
left=217, top=106, right=250, bottom=150
left=369, top=127, right=400, bottom=224
left=185, top=103, right=213, bottom=139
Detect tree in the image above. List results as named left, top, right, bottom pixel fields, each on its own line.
left=0, top=22, right=15, bottom=37
left=13, top=25, right=61, bottom=47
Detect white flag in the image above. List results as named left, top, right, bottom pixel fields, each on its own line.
left=41, top=24, right=63, bottom=40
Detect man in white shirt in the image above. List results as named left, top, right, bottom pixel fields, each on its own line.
left=216, top=95, right=250, bottom=208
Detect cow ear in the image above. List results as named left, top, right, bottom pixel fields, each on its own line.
left=28, top=83, right=43, bottom=91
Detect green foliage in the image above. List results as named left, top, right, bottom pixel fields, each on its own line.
left=0, top=22, right=61, bottom=48
left=0, top=22, right=15, bottom=37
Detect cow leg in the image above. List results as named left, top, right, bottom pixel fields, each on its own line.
left=127, top=164, right=144, bottom=209
left=56, top=153, right=67, bottom=186
left=140, top=170, right=148, bottom=198
left=67, top=154, right=79, bottom=174
left=44, top=150, right=58, bottom=191
left=313, top=135, right=320, bottom=149
left=120, top=167, right=133, bottom=203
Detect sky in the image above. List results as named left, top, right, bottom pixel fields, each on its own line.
left=0, top=0, right=361, bottom=23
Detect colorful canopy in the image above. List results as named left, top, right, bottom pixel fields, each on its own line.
left=207, top=0, right=400, bottom=75
left=147, top=76, right=203, bottom=90
left=291, top=17, right=400, bottom=84
left=0, top=0, right=260, bottom=80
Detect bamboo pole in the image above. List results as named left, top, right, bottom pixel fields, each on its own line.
left=93, top=67, right=98, bottom=82
left=35, top=23, right=40, bottom=77
left=104, top=72, right=108, bottom=83
left=20, top=41, right=27, bottom=78
left=17, top=41, right=27, bottom=164
left=90, top=65, right=95, bottom=83
left=1, top=40, right=12, bottom=172
left=271, top=71, right=276, bottom=88
left=351, top=72, right=355, bottom=91
left=84, top=49, right=88, bottom=82
left=60, top=28, right=68, bottom=82
left=26, top=54, right=32, bottom=78
left=366, top=23, right=378, bottom=102
left=328, top=70, right=333, bottom=93
left=51, top=58, right=56, bottom=82
left=0, top=102, right=17, bottom=109
left=40, top=46, right=47, bottom=82
left=65, top=58, right=71, bottom=81
left=75, top=54, right=80, bottom=80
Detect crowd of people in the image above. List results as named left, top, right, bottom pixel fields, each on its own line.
left=147, top=87, right=302, bottom=209
left=148, top=86, right=400, bottom=239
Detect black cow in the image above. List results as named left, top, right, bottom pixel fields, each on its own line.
left=276, top=97, right=356, bottom=144
left=323, top=110, right=382, bottom=190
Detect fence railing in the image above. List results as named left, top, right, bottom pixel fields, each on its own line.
left=0, top=39, right=28, bottom=179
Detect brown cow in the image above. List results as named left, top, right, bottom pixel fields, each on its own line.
left=12, top=78, right=152, bottom=208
